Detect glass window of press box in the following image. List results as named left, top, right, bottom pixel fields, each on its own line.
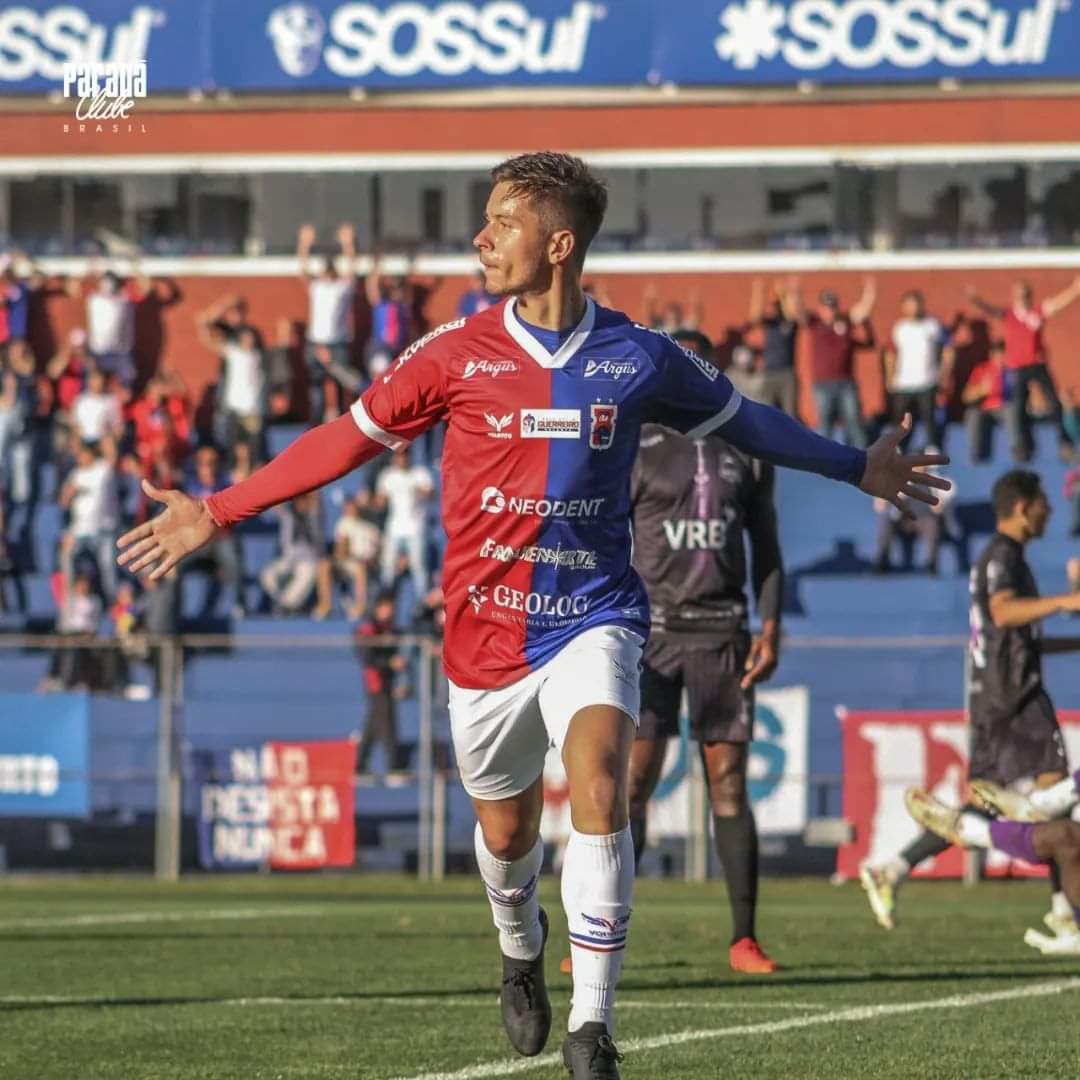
left=4, top=161, right=1080, bottom=256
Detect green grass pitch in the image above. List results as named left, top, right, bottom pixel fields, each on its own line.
left=1, top=875, right=1078, bottom=1079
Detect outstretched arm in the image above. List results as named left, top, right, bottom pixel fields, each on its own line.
left=1043, top=275, right=1080, bottom=318
left=297, top=224, right=316, bottom=279
left=117, top=415, right=384, bottom=580
left=990, top=589, right=1080, bottom=629
left=850, top=276, right=877, bottom=324
left=965, top=284, right=1006, bottom=320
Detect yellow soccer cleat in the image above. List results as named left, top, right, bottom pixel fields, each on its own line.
left=1024, top=927, right=1080, bottom=956
left=969, top=779, right=1050, bottom=823
left=904, top=788, right=963, bottom=846
left=1043, top=910, right=1080, bottom=938
left=859, top=864, right=896, bottom=930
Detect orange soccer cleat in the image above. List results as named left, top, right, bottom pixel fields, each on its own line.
left=728, top=937, right=778, bottom=974
left=559, top=954, right=573, bottom=975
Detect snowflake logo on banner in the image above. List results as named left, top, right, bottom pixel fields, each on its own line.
left=714, top=0, right=786, bottom=70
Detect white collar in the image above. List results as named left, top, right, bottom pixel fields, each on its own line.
left=503, top=295, right=595, bottom=370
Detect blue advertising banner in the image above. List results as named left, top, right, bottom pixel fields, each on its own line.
left=193, top=745, right=269, bottom=870
left=0, top=693, right=90, bottom=817
left=1, top=1, right=1078, bottom=92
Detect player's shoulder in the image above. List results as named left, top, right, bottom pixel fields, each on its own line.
left=599, top=307, right=722, bottom=380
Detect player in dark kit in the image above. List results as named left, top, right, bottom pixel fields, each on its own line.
left=632, top=329, right=782, bottom=974
left=863, top=469, right=1080, bottom=936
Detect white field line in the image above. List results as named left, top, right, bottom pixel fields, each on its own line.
left=0, top=906, right=327, bottom=930
left=388, top=977, right=1080, bottom=1080
left=0, top=992, right=827, bottom=1011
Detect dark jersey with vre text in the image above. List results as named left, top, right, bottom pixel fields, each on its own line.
left=969, top=532, right=1043, bottom=715
left=630, top=424, right=782, bottom=633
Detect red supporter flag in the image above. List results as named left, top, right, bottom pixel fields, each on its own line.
left=265, top=740, right=355, bottom=870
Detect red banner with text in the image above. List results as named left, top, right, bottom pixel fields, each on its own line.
left=837, top=710, right=1080, bottom=880
left=266, top=740, right=355, bottom=870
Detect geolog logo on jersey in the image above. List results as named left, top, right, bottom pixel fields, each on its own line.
left=714, top=0, right=1061, bottom=72
left=487, top=584, right=590, bottom=619
left=479, top=486, right=604, bottom=519
left=268, top=1, right=605, bottom=80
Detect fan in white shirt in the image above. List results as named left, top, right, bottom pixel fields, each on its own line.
left=375, top=452, right=433, bottom=598
left=59, top=441, right=120, bottom=599
left=195, top=298, right=269, bottom=465
left=886, top=290, right=954, bottom=449
left=76, top=269, right=147, bottom=386
left=331, top=496, right=382, bottom=619
left=298, top=223, right=359, bottom=425
left=71, top=368, right=124, bottom=444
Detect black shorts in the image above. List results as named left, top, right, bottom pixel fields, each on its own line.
left=968, top=689, right=1068, bottom=786
left=638, top=633, right=753, bottom=744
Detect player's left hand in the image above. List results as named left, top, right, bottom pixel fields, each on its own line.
left=859, top=414, right=950, bottom=518
left=742, top=633, right=779, bottom=690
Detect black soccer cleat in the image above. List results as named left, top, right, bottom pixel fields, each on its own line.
left=562, top=1021, right=624, bottom=1079
left=499, top=906, right=552, bottom=1056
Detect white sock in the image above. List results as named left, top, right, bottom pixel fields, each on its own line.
left=1030, top=776, right=1079, bottom=818
left=1051, top=891, right=1074, bottom=920
left=562, top=826, right=634, bottom=1035
left=883, top=857, right=911, bottom=885
left=474, top=822, right=544, bottom=962
left=957, top=812, right=992, bottom=849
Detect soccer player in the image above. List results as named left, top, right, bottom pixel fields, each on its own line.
left=116, top=153, right=946, bottom=1079
left=905, top=787, right=1080, bottom=955
left=629, top=328, right=783, bottom=973
left=861, top=470, right=1080, bottom=933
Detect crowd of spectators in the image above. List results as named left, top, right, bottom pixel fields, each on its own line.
left=2, top=234, right=1079, bottom=701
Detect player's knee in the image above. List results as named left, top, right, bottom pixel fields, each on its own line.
left=708, top=768, right=747, bottom=818
left=1054, top=821, right=1080, bottom=864
left=480, top=821, right=537, bottom=862
left=571, top=772, right=626, bottom=832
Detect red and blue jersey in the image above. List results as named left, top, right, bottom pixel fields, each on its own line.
left=351, top=298, right=863, bottom=690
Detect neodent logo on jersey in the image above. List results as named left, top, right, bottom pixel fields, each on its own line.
left=714, top=0, right=1061, bottom=72
left=269, top=1, right=605, bottom=80
left=480, top=486, right=604, bottom=519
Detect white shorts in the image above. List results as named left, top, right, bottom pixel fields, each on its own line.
left=448, top=625, right=644, bottom=801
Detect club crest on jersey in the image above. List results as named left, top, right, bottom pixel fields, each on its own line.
left=589, top=403, right=618, bottom=450
left=462, top=358, right=519, bottom=379
left=485, top=411, right=514, bottom=439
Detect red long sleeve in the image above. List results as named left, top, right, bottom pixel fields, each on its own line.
left=205, top=414, right=384, bottom=527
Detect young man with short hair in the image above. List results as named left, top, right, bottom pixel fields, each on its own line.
left=118, top=152, right=946, bottom=1078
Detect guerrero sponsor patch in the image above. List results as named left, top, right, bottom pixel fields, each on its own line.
left=520, top=408, right=581, bottom=439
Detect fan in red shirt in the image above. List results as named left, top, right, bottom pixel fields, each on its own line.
left=966, top=277, right=1080, bottom=461
left=805, top=279, right=877, bottom=449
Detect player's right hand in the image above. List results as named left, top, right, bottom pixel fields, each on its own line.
left=116, top=480, right=221, bottom=581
